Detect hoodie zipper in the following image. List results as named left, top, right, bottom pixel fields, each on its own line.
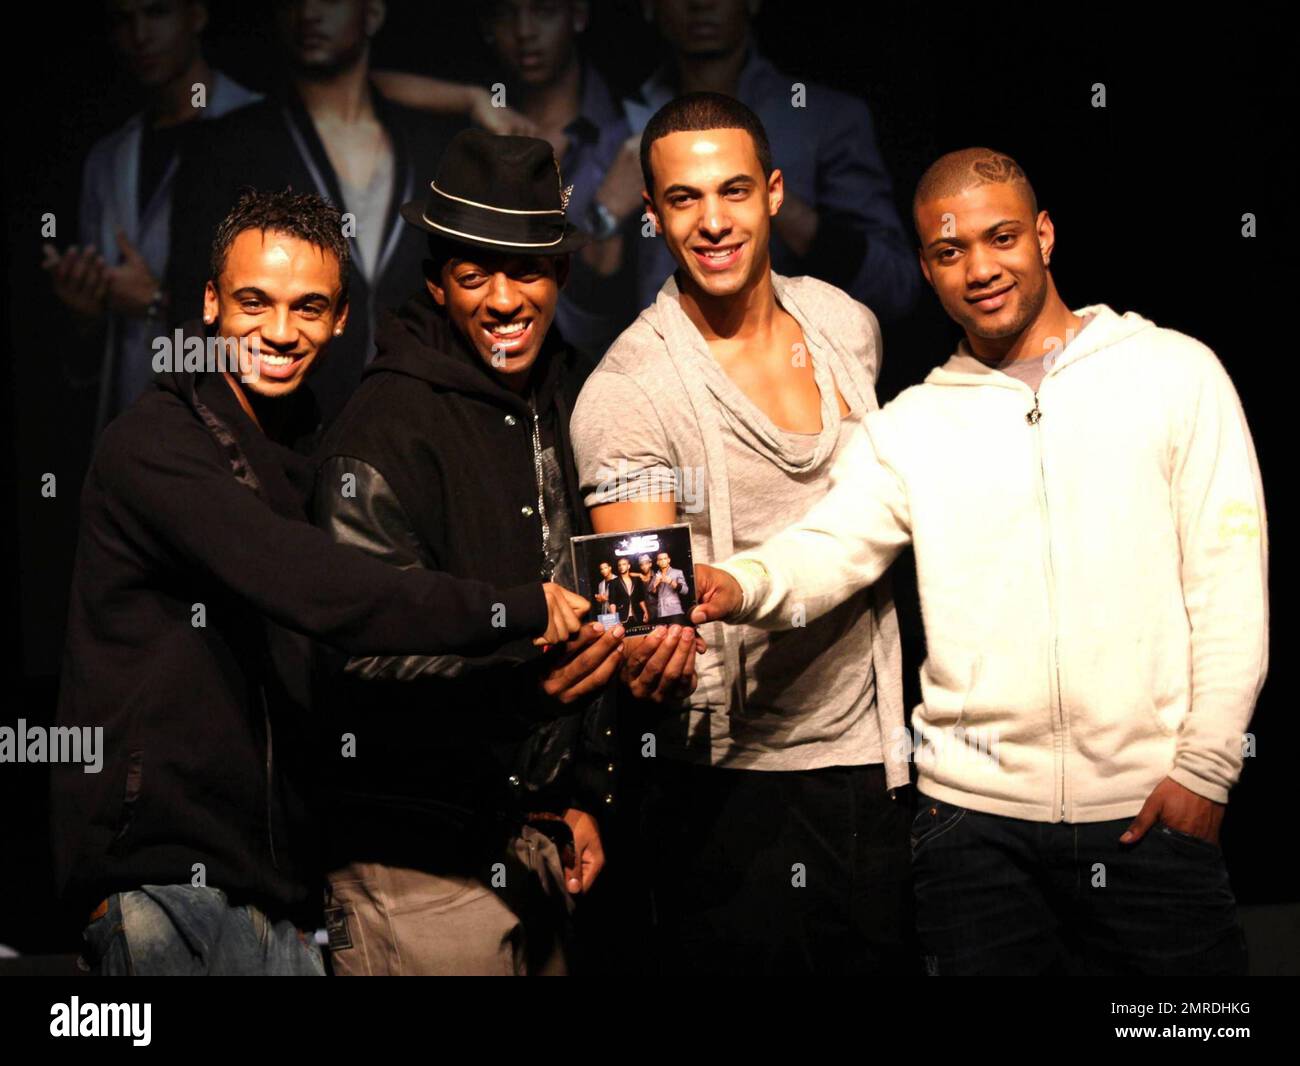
left=1026, top=388, right=1067, bottom=821
left=260, top=686, right=280, bottom=870
left=528, top=399, right=552, bottom=579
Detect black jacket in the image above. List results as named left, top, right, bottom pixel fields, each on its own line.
left=313, top=290, right=616, bottom=864
left=607, top=574, right=648, bottom=625
left=166, top=84, right=463, bottom=425
left=50, top=354, right=546, bottom=922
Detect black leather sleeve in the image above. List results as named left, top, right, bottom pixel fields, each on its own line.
left=311, top=455, right=611, bottom=806
left=98, top=407, right=544, bottom=657
left=313, top=455, right=545, bottom=684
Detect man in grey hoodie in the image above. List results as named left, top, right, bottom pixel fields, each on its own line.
left=571, top=92, right=911, bottom=975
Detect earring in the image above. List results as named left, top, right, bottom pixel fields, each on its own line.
left=333, top=327, right=342, bottom=336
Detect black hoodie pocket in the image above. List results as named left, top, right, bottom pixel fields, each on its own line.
left=107, top=750, right=144, bottom=854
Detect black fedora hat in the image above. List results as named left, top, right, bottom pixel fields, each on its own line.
left=400, top=129, right=587, bottom=256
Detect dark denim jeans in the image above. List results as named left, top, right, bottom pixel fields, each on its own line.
left=644, top=762, right=917, bottom=975
left=82, top=884, right=324, bottom=976
left=911, top=794, right=1249, bottom=975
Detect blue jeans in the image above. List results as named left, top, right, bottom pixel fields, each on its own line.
left=82, top=885, right=324, bottom=976
left=911, top=794, right=1248, bottom=976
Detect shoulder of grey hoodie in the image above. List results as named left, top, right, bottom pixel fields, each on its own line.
left=777, top=274, right=885, bottom=378
left=588, top=311, right=665, bottom=384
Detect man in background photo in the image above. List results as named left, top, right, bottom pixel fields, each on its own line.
left=43, top=0, right=261, bottom=435
left=167, top=0, right=498, bottom=422
left=379, top=0, right=643, bottom=362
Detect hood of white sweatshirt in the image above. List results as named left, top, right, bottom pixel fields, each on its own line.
left=925, top=304, right=1154, bottom=389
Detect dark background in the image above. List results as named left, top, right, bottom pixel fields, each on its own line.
left=4, top=1, right=1295, bottom=955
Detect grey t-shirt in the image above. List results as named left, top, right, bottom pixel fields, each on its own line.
left=996, top=352, right=1050, bottom=392
left=995, top=313, right=1097, bottom=392
left=573, top=329, right=882, bottom=771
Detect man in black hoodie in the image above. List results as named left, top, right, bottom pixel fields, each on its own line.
left=52, top=188, right=591, bottom=976
left=312, top=131, right=683, bottom=975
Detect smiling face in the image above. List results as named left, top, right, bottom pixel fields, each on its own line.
left=644, top=127, right=780, bottom=301
left=203, top=229, right=348, bottom=399
left=916, top=181, right=1052, bottom=343
left=427, top=249, right=566, bottom=390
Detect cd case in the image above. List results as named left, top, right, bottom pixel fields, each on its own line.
left=569, top=523, right=696, bottom=636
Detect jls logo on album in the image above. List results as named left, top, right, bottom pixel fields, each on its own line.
left=49, top=997, right=151, bottom=1046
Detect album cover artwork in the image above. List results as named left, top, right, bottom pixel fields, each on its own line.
left=570, top=523, right=696, bottom=636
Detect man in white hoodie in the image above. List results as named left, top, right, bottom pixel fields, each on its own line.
left=692, top=148, right=1268, bottom=976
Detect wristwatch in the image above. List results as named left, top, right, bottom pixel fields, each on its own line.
left=585, top=200, right=620, bottom=240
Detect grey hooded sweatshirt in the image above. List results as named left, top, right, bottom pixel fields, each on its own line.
left=572, top=272, right=907, bottom=785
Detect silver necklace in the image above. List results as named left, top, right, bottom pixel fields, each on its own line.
left=528, top=399, right=551, bottom=577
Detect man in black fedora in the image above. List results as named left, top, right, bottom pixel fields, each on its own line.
left=309, top=130, right=690, bottom=974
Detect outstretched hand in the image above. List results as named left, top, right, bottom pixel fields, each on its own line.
left=689, top=563, right=743, bottom=626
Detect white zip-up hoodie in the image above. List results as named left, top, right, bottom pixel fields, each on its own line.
left=718, top=305, right=1268, bottom=822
